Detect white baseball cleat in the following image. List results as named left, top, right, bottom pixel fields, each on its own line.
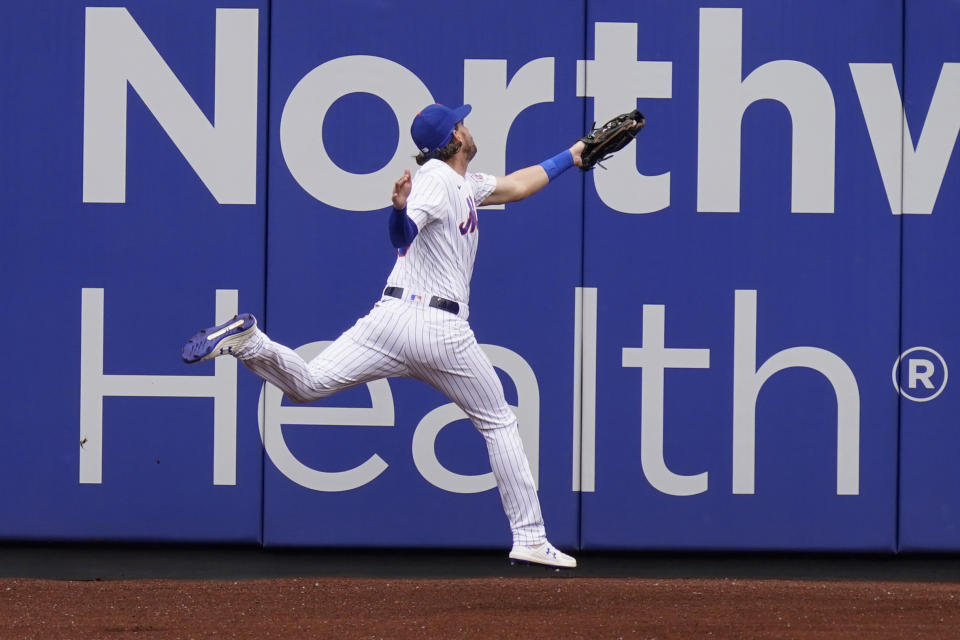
left=181, top=313, right=257, bottom=363
left=509, top=541, right=577, bottom=569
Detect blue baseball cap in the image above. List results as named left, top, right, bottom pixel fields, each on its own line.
left=410, top=104, right=472, bottom=155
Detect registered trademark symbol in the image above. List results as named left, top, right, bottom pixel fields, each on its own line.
left=892, top=347, right=948, bottom=402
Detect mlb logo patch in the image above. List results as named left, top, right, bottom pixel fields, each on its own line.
left=410, top=294, right=421, bottom=301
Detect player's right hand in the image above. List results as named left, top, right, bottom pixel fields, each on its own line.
left=392, top=169, right=412, bottom=210
left=569, top=140, right=586, bottom=167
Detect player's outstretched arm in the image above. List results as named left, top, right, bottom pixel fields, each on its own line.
left=482, top=140, right=585, bottom=206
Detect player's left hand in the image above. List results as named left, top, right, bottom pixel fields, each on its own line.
left=392, top=169, right=412, bottom=209
left=578, top=109, right=646, bottom=171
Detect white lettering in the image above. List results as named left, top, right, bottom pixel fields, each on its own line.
left=464, top=58, right=555, bottom=210
left=622, top=305, right=711, bottom=496
left=698, top=8, right=836, bottom=214
left=851, top=62, right=960, bottom=214
left=279, top=56, right=432, bottom=212
left=577, top=22, right=671, bottom=214
left=732, top=290, right=860, bottom=495
left=257, top=341, right=396, bottom=492
left=909, top=359, right=936, bottom=390
left=573, top=287, right=598, bottom=492
left=83, top=8, right=258, bottom=204
left=80, top=288, right=240, bottom=484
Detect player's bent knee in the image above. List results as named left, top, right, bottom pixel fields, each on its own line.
left=283, top=383, right=344, bottom=404
left=284, top=391, right=319, bottom=404
left=284, top=386, right=331, bottom=404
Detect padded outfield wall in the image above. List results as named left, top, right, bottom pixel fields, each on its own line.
left=0, top=0, right=957, bottom=551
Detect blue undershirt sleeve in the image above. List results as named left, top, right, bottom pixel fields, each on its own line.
left=539, top=149, right=575, bottom=181
left=389, top=206, right=419, bottom=249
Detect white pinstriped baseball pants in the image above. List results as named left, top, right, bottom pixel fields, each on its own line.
left=237, top=296, right=546, bottom=547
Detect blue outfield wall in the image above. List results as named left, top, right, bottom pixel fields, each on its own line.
left=0, top=0, right=956, bottom=551
left=898, top=0, right=960, bottom=552
left=580, top=0, right=901, bottom=551
left=0, top=0, right=269, bottom=542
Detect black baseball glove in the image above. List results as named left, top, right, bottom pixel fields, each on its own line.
left=579, top=109, right=645, bottom=170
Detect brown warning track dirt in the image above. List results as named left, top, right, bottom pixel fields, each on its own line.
left=1, top=576, right=959, bottom=639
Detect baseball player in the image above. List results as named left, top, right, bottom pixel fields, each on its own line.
left=183, top=103, right=588, bottom=568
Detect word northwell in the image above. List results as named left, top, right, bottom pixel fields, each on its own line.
left=82, top=7, right=959, bottom=214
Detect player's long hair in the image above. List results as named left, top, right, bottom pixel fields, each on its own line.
left=415, top=130, right=463, bottom=166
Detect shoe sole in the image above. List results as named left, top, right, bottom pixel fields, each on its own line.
left=182, top=314, right=256, bottom=363
left=508, top=550, right=577, bottom=569
left=510, top=558, right=577, bottom=571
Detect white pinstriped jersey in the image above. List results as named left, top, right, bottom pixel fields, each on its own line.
left=229, top=157, right=550, bottom=548
left=385, top=159, right=497, bottom=305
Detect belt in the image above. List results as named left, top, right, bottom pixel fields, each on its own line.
left=383, top=286, right=460, bottom=316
